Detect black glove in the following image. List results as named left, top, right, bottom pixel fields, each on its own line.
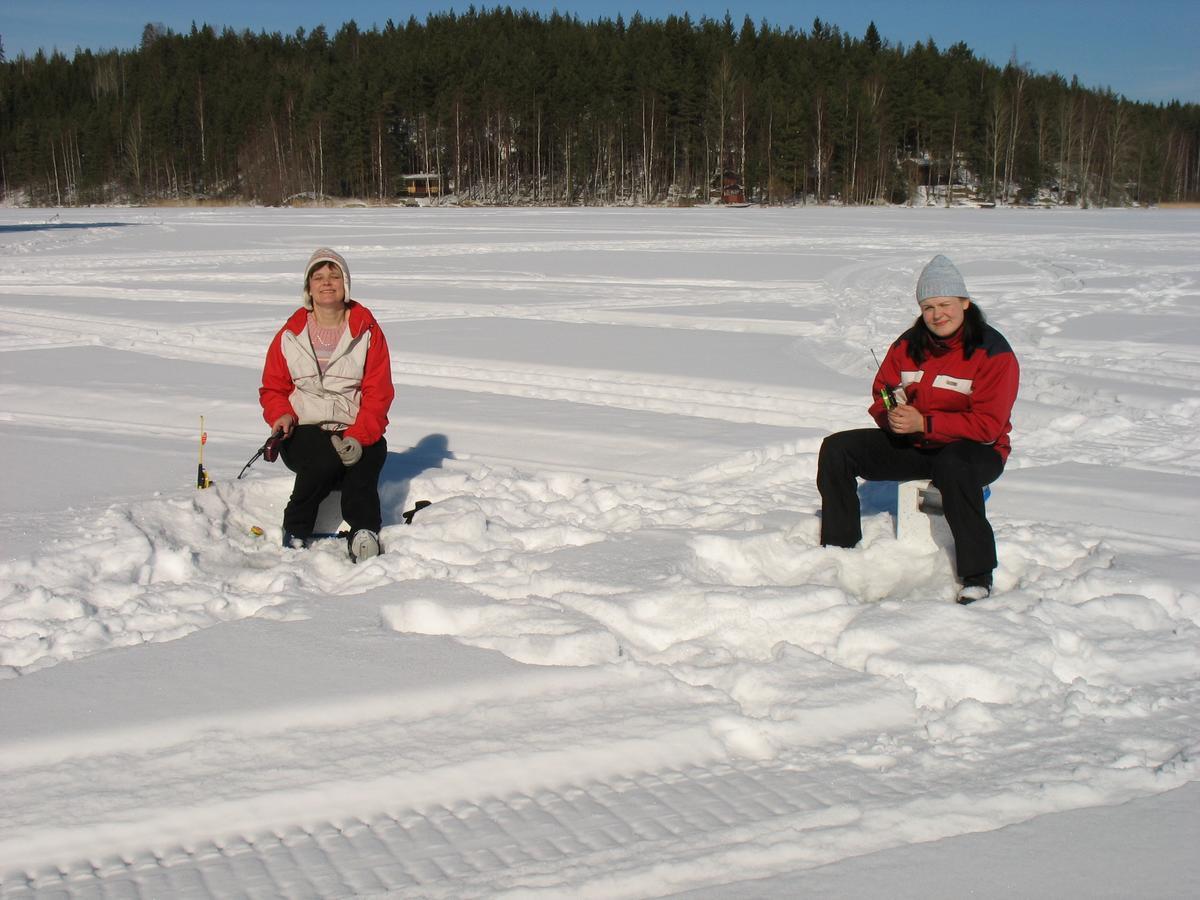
left=331, top=434, right=363, bottom=467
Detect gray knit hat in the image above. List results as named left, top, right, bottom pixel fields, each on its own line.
left=302, top=247, right=351, bottom=309
left=916, top=254, right=969, bottom=303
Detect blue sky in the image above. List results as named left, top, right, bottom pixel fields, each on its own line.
left=4, top=1, right=1198, bottom=104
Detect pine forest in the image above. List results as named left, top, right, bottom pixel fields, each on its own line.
left=2, top=9, right=1199, bottom=207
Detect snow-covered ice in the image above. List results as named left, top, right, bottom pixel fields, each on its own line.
left=0, top=206, right=1198, bottom=897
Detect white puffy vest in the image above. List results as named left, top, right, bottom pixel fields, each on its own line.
left=280, top=326, right=374, bottom=430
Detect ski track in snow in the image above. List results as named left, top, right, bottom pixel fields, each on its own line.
left=1, top=207, right=1199, bottom=896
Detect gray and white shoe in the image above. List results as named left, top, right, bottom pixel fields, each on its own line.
left=348, top=529, right=381, bottom=563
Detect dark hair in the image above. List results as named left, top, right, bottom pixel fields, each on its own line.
left=908, top=301, right=987, bottom=364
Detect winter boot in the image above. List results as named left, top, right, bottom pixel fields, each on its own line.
left=348, top=529, right=381, bottom=563
left=282, top=531, right=311, bottom=550
left=957, top=574, right=992, bottom=605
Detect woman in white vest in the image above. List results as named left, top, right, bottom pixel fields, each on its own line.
left=259, top=248, right=395, bottom=562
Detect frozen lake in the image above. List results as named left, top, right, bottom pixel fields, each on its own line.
left=1, top=205, right=1198, bottom=896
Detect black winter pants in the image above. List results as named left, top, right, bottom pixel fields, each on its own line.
left=817, top=428, right=1005, bottom=581
left=279, top=425, right=387, bottom=537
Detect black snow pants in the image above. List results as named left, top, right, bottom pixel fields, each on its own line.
left=816, top=428, right=1004, bottom=582
left=279, top=424, right=386, bottom=538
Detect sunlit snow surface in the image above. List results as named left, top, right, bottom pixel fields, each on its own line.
left=0, top=207, right=1198, bottom=896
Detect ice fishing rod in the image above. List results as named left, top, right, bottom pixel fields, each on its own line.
left=238, top=429, right=284, bottom=480
left=197, top=417, right=213, bottom=489
left=870, top=348, right=907, bottom=410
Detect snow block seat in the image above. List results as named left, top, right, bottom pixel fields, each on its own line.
left=894, top=479, right=991, bottom=548
left=312, top=490, right=349, bottom=538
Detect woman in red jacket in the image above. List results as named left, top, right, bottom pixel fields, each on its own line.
left=817, top=255, right=1019, bottom=604
left=259, top=248, right=395, bottom=562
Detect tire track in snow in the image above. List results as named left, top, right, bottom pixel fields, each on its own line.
left=0, top=308, right=265, bottom=366
left=5, top=747, right=1194, bottom=899
left=0, top=762, right=857, bottom=899
left=391, top=354, right=851, bottom=428
left=0, top=308, right=854, bottom=429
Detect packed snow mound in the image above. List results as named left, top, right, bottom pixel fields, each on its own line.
left=0, top=481, right=300, bottom=674
left=7, top=447, right=1199, bottom=742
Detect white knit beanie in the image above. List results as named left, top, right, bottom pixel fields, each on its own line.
left=302, top=247, right=351, bottom=310
left=916, top=254, right=969, bottom=303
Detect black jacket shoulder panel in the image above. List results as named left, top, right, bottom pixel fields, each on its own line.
left=980, top=324, right=1014, bottom=357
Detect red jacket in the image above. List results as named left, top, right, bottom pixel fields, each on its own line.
left=869, top=324, right=1019, bottom=461
left=259, top=302, right=394, bottom=446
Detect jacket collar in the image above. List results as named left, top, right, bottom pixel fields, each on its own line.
left=284, top=300, right=373, bottom=338
left=928, top=327, right=964, bottom=356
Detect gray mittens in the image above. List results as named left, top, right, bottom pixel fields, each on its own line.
left=331, top=434, right=363, bottom=466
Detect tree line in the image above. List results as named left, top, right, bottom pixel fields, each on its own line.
left=2, top=8, right=1198, bottom=207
